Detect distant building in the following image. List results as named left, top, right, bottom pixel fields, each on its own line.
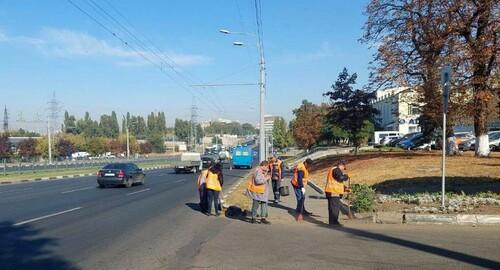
left=372, top=87, right=421, bottom=134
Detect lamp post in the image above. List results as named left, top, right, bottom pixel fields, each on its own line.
left=219, top=29, right=266, bottom=162
left=123, top=115, right=130, bottom=159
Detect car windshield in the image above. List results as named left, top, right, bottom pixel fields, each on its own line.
left=103, top=164, right=127, bottom=170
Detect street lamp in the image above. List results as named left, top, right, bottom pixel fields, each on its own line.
left=123, top=115, right=130, bottom=159
left=219, top=28, right=267, bottom=162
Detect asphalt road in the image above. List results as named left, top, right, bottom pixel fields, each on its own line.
left=0, top=165, right=251, bottom=270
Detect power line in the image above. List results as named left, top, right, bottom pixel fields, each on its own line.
left=67, top=0, right=225, bottom=115
left=91, top=0, right=227, bottom=114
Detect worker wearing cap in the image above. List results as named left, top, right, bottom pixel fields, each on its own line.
left=324, top=160, right=353, bottom=226
left=269, top=156, right=282, bottom=203
left=291, top=158, right=313, bottom=221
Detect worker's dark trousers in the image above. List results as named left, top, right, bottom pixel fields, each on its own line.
left=198, top=184, right=208, bottom=213
left=327, top=196, right=350, bottom=224
left=207, top=189, right=220, bottom=215
left=271, top=180, right=280, bottom=201
left=293, top=187, right=304, bottom=214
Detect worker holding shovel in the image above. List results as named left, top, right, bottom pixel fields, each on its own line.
left=324, top=160, right=353, bottom=226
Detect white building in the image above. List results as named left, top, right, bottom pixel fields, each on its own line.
left=372, top=87, right=421, bottom=134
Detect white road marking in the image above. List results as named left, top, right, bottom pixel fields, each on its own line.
left=14, top=207, right=83, bottom=226
left=174, top=179, right=186, bottom=183
left=0, top=187, right=33, bottom=194
left=126, top=188, right=150, bottom=196
left=61, top=186, right=94, bottom=194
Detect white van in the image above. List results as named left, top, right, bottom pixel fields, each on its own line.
left=374, top=131, right=403, bottom=145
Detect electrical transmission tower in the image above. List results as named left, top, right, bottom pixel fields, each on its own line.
left=190, top=99, right=198, bottom=151
left=3, top=105, right=8, bottom=133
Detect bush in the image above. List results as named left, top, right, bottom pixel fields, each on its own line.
left=350, top=184, right=376, bottom=213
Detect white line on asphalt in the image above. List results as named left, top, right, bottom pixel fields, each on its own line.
left=174, top=179, right=186, bottom=183
left=14, top=207, right=83, bottom=226
left=0, top=187, right=34, bottom=194
left=126, top=188, right=151, bottom=196
left=61, top=186, right=94, bottom=194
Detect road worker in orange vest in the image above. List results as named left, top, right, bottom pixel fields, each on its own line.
left=246, top=160, right=271, bottom=224
left=324, top=160, right=353, bottom=226
left=205, top=163, right=223, bottom=216
left=269, top=157, right=282, bottom=203
left=291, top=158, right=313, bottom=221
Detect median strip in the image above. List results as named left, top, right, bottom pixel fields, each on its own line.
left=61, top=186, right=94, bottom=194
left=126, top=188, right=151, bottom=196
left=14, top=207, right=83, bottom=226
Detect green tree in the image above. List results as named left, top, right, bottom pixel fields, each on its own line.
left=174, top=119, right=190, bottom=142
left=147, top=132, right=165, bottom=153
left=242, top=123, right=257, bottom=135
left=63, top=111, right=79, bottom=134
left=272, top=117, right=290, bottom=150
left=85, top=137, right=109, bottom=156
left=323, top=68, right=378, bottom=154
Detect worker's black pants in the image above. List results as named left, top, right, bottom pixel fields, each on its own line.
left=327, top=195, right=350, bottom=225
left=271, top=180, right=280, bottom=201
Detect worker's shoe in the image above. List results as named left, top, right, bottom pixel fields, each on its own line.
left=261, top=218, right=271, bottom=225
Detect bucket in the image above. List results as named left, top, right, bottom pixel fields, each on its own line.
left=279, top=185, right=290, bottom=196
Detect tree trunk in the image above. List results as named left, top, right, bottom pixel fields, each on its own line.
left=473, top=90, right=491, bottom=157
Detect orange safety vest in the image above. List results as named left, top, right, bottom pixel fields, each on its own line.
left=206, top=171, right=222, bottom=191
left=291, top=162, right=309, bottom=188
left=270, top=161, right=282, bottom=180
left=247, top=170, right=266, bottom=194
left=197, top=169, right=209, bottom=189
left=324, top=167, right=345, bottom=195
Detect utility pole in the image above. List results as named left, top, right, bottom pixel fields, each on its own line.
left=124, top=115, right=130, bottom=159
left=3, top=105, right=8, bottom=133
left=47, top=92, right=60, bottom=165
left=190, top=99, right=198, bottom=152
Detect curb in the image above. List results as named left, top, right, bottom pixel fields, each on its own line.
left=0, top=165, right=171, bottom=186
left=403, top=214, right=500, bottom=225
left=373, top=212, right=500, bottom=225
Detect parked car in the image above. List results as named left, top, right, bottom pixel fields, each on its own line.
left=374, top=131, right=403, bottom=145
left=97, top=163, right=145, bottom=188
left=389, top=132, right=420, bottom=147
left=397, top=133, right=427, bottom=150
left=380, top=134, right=402, bottom=146
left=467, top=131, right=500, bottom=151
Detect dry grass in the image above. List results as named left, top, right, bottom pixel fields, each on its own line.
left=309, top=151, right=500, bottom=194
left=224, top=173, right=253, bottom=211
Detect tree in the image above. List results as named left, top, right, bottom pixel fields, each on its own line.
left=17, top=138, right=37, bottom=161
left=139, top=142, right=153, bottom=154
left=0, top=134, right=12, bottom=160
left=323, top=68, right=378, bottom=154
left=147, top=132, right=165, bottom=153
left=63, top=111, right=79, bottom=134
left=85, top=137, right=109, bottom=156
left=272, top=117, right=291, bottom=150
left=8, top=129, right=41, bottom=137
left=174, top=119, right=190, bottom=142
left=450, top=0, right=499, bottom=156
left=109, top=139, right=123, bottom=154
left=290, top=100, right=323, bottom=149
left=361, top=0, right=466, bottom=148
left=56, top=138, right=74, bottom=159
left=242, top=123, right=257, bottom=135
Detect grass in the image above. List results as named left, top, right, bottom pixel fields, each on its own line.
left=0, top=161, right=170, bottom=182
left=224, top=173, right=254, bottom=211
left=308, top=151, right=500, bottom=193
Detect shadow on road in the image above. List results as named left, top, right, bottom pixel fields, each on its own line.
left=185, top=202, right=204, bottom=214
left=373, top=176, right=500, bottom=195
left=269, top=203, right=500, bottom=269
left=0, top=221, right=79, bottom=270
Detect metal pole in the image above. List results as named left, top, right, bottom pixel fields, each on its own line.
left=126, top=117, right=130, bottom=159
left=441, top=112, right=446, bottom=209
left=48, top=118, right=53, bottom=165
left=258, top=44, right=266, bottom=163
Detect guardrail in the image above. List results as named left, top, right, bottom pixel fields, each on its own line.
left=1, top=157, right=176, bottom=176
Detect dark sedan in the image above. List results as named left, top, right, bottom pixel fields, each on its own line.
left=97, top=163, right=145, bottom=188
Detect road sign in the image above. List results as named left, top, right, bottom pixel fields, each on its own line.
left=441, top=65, right=452, bottom=113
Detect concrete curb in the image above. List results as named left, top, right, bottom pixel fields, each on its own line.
left=372, top=212, right=500, bottom=225
left=0, top=165, right=171, bottom=186
left=403, top=214, right=500, bottom=225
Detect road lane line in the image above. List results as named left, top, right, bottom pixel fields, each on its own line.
left=0, top=187, right=34, bottom=194
left=61, top=186, right=94, bottom=194
left=126, top=188, right=151, bottom=196
left=14, top=207, right=83, bottom=226
left=174, top=179, right=186, bottom=183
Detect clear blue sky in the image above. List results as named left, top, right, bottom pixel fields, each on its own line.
left=0, top=0, right=373, bottom=131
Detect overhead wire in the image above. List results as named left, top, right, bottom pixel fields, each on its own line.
left=98, top=0, right=227, bottom=115
left=67, top=0, right=225, bottom=115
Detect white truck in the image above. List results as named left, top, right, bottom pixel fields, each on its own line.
left=173, top=152, right=202, bottom=173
